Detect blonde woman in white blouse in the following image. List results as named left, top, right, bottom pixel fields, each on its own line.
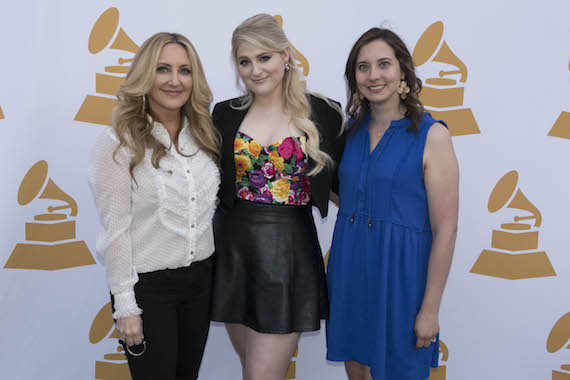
left=88, top=32, right=220, bottom=380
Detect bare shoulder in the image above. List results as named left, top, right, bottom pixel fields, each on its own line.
left=426, top=123, right=452, bottom=146
left=424, top=122, right=457, bottom=168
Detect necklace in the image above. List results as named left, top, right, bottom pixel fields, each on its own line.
left=371, top=126, right=387, bottom=138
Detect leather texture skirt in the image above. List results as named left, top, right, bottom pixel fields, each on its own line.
left=210, top=199, right=328, bottom=333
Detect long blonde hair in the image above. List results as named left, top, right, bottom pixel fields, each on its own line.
left=113, top=32, right=220, bottom=180
left=230, top=14, right=332, bottom=176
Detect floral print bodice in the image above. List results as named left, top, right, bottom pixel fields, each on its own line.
left=234, top=131, right=311, bottom=205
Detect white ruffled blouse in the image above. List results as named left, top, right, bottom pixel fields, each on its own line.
left=88, top=119, right=220, bottom=318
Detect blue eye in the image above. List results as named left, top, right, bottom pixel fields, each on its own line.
left=239, top=59, right=249, bottom=66
left=180, top=68, right=191, bottom=75
left=357, top=64, right=368, bottom=71
left=157, top=66, right=169, bottom=73
left=260, top=55, right=271, bottom=62
left=379, top=61, right=390, bottom=68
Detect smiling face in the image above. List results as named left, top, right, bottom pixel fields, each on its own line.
left=355, top=39, right=403, bottom=107
left=236, top=42, right=289, bottom=98
left=148, top=43, right=192, bottom=116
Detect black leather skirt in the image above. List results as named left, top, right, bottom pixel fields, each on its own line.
left=210, top=199, right=328, bottom=333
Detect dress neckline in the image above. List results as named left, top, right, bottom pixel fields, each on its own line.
left=361, top=109, right=410, bottom=131
left=236, top=131, right=306, bottom=149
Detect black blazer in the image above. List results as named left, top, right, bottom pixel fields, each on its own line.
left=212, top=94, right=345, bottom=218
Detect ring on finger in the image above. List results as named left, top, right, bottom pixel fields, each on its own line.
left=430, top=337, right=437, bottom=343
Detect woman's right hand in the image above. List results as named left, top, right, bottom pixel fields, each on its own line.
left=116, top=315, right=144, bottom=347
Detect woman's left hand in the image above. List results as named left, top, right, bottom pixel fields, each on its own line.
left=414, top=309, right=439, bottom=349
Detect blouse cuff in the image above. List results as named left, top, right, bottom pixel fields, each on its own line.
left=112, top=290, right=143, bottom=319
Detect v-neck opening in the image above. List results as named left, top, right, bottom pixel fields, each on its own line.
left=365, top=115, right=410, bottom=156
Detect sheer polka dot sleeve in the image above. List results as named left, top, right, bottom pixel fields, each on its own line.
left=88, top=129, right=142, bottom=319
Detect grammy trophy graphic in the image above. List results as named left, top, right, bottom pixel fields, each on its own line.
left=470, top=170, right=555, bottom=279
left=90, top=302, right=131, bottom=380
left=548, top=313, right=570, bottom=379
left=5, top=160, right=95, bottom=270
left=428, top=340, right=449, bottom=380
left=413, top=21, right=480, bottom=136
left=548, top=59, right=570, bottom=139
left=274, top=15, right=309, bottom=88
left=0, top=104, right=4, bottom=119
left=75, top=7, right=139, bottom=126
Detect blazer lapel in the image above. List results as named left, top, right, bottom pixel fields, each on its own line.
left=222, top=106, right=248, bottom=205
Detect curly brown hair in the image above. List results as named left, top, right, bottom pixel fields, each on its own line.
left=345, top=28, right=424, bottom=134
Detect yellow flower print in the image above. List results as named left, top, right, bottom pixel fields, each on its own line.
left=248, top=140, right=262, bottom=158
left=235, top=154, right=252, bottom=177
left=234, top=138, right=249, bottom=153
left=271, top=178, right=290, bottom=203
left=269, top=150, right=285, bottom=171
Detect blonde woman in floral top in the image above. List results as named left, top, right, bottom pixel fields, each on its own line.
left=210, top=14, right=344, bottom=380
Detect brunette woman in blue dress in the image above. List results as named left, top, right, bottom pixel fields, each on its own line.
left=326, top=28, right=459, bottom=380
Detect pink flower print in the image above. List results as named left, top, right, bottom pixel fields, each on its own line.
left=261, top=162, right=276, bottom=179
left=260, top=185, right=272, bottom=196
left=277, top=138, right=295, bottom=160
left=298, top=190, right=311, bottom=205
left=237, top=186, right=254, bottom=201
left=301, top=177, right=311, bottom=193
left=293, top=143, right=304, bottom=162
left=288, top=190, right=298, bottom=205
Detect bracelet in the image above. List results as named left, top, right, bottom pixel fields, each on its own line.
left=126, top=340, right=146, bottom=357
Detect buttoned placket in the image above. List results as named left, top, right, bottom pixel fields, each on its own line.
left=176, top=142, right=197, bottom=262
left=152, top=120, right=199, bottom=263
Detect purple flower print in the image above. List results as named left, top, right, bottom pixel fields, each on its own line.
left=253, top=193, right=273, bottom=203
left=294, top=160, right=307, bottom=175
left=290, top=180, right=301, bottom=191
left=248, top=170, right=267, bottom=189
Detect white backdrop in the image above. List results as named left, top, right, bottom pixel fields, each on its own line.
left=1, top=0, right=569, bottom=379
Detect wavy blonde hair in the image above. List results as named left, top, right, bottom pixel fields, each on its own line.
left=230, top=14, right=332, bottom=176
left=113, top=32, right=219, bottom=180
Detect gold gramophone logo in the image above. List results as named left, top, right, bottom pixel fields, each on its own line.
left=548, top=59, right=570, bottom=139
left=470, top=170, right=555, bottom=279
left=412, top=21, right=480, bottom=137
left=90, top=302, right=131, bottom=380
left=0, top=104, right=4, bottom=119
left=547, top=312, right=570, bottom=379
left=285, top=345, right=299, bottom=379
left=274, top=15, right=309, bottom=88
left=75, top=7, right=139, bottom=126
left=428, top=340, right=449, bottom=380
left=5, top=160, right=95, bottom=270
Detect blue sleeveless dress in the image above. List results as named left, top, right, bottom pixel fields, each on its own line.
left=326, top=111, right=445, bottom=380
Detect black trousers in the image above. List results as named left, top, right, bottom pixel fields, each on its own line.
left=112, top=257, right=213, bottom=380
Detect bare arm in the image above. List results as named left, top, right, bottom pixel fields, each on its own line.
left=414, top=123, right=459, bottom=348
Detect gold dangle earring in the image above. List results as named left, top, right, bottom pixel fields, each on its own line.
left=397, top=79, right=410, bottom=100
